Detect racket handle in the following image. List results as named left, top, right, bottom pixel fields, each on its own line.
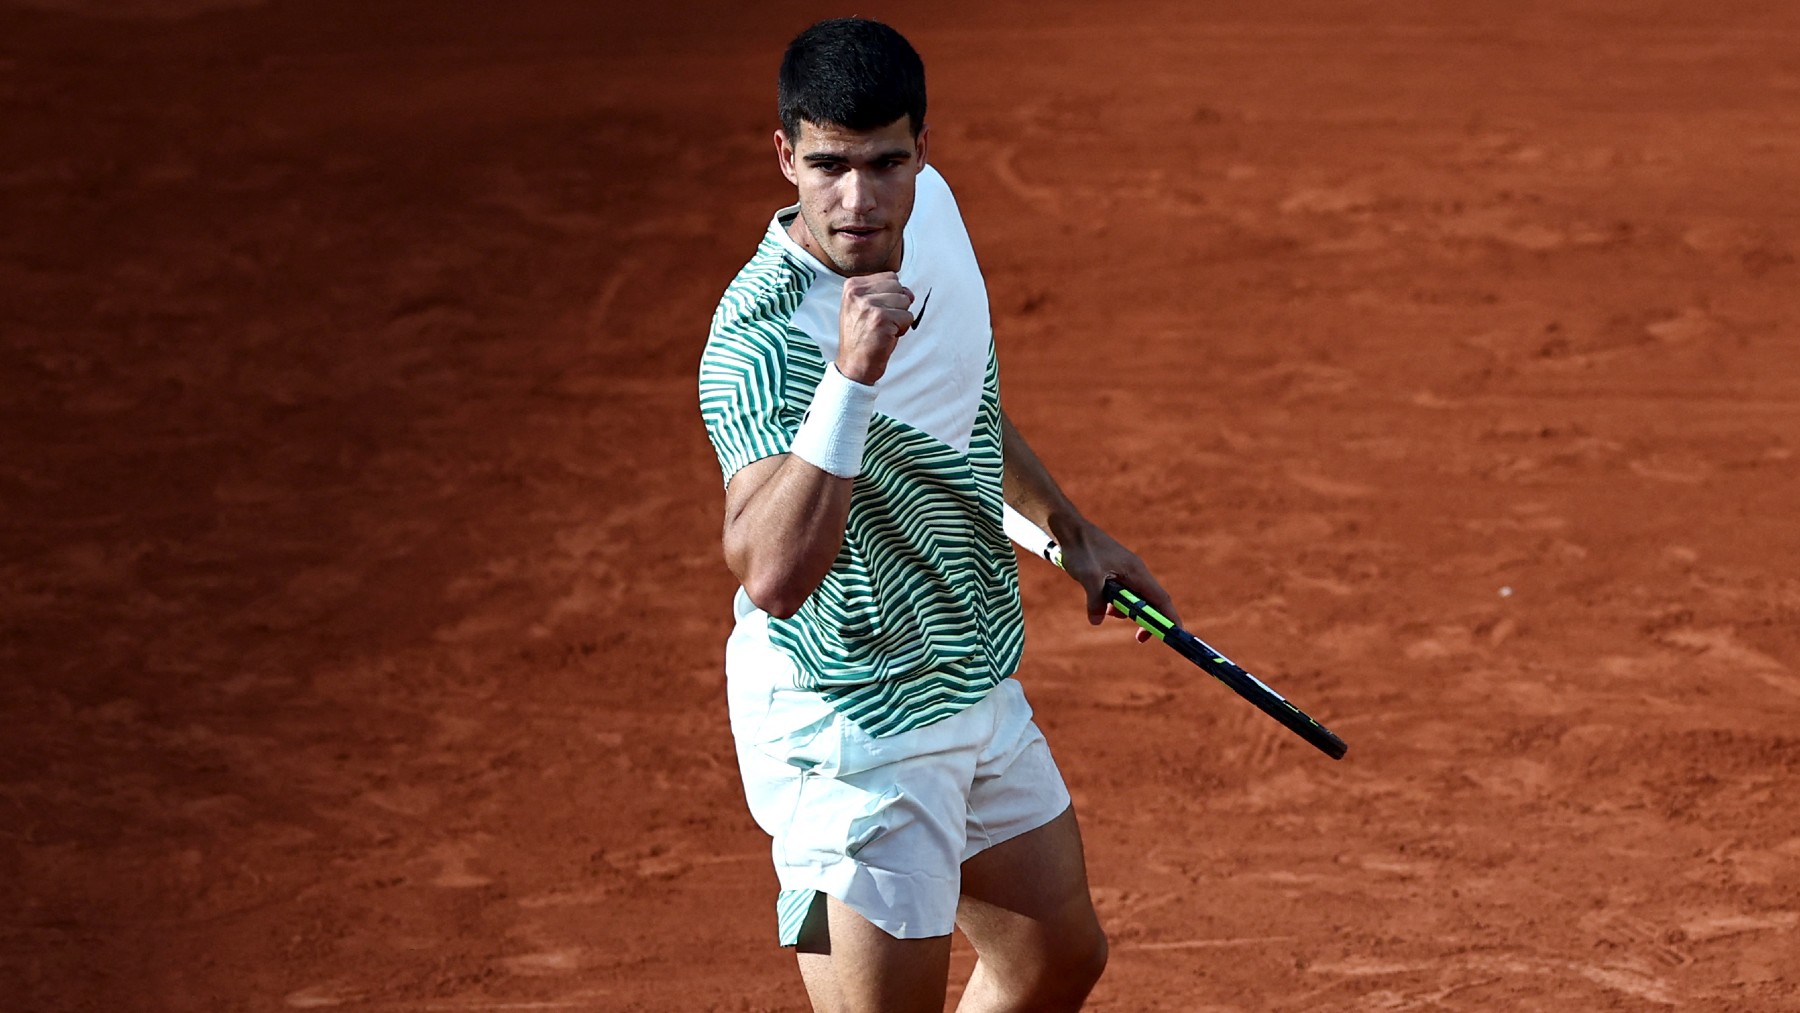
left=1104, top=579, right=1178, bottom=640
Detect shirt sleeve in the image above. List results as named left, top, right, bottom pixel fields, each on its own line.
left=699, top=315, right=794, bottom=488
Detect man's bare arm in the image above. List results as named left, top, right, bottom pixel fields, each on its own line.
left=999, top=411, right=1085, bottom=555
left=1001, top=410, right=1181, bottom=638
left=721, top=273, right=916, bottom=618
left=722, top=453, right=854, bottom=619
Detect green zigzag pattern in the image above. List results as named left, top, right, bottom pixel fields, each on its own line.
left=699, top=234, right=808, bottom=482
left=700, top=231, right=1024, bottom=738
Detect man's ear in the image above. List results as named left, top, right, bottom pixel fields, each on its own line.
left=774, top=128, right=798, bottom=185
left=914, top=123, right=930, bottom=169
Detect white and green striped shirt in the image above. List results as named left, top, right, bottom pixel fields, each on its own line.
left=699, top=167, right=1024, bottom=738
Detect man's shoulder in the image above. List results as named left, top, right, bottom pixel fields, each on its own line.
left=906, top=165, right=976, bottom=259
left=714, top=227, right=816, bottom=333
left=703, top=228, right=817, bottom=382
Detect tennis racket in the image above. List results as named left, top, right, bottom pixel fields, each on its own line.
left=1003, top=505, right=1348, bottom=760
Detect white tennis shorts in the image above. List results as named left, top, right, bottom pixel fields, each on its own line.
left=726, top=590, right=1071, bottom=945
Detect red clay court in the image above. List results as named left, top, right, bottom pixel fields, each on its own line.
left=3, top=1, right=1797, bottom=1009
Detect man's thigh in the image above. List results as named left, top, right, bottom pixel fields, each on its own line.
left=795, top=893, right=953, bottom=1013
left=955, top=806, right=1106, bottom=997
left=791, top=808, right=1102, bottom=1013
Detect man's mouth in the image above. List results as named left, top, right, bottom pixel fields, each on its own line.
left=834, top=225, right=883, bottom=241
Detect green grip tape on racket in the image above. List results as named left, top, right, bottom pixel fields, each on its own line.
left=1102, top=581, right=1179, bottom=642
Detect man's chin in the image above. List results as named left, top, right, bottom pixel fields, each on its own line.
left=827, top=244, right=894, bottom=276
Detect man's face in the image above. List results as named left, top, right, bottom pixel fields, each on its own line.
left=775, top=117, right=928, bottom=277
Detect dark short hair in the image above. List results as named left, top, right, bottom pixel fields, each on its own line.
left=778, top=18, right=926, bottom=140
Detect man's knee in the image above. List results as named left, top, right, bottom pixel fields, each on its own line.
left=1030, top=922, right=1108, bottom=1008
left=1064, top=924, right=1109, bottom=997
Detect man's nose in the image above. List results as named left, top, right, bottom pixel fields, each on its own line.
left=842, top=170, right=877, bottom=213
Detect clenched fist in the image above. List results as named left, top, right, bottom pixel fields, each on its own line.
left=837, top=272, right=914, bottom=385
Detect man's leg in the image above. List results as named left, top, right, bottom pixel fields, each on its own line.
left=953, top=806, right=1108, bottom=1013
left=793, top=891, right=953, bottom=1013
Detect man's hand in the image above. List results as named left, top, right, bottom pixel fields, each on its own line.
left=1057, top=522, right=1181, bottom=644
left=837, top=272, right=913, bottom=384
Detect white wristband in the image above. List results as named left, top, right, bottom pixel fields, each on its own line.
left=790, top=364, right=879, bottom=478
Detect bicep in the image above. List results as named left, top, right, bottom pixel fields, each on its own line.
left=723, top=453, right=789, bottom=530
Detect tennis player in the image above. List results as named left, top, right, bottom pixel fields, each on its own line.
left=699, top=18, right=1180, bottom=1012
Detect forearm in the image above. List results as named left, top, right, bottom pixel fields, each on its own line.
left=723, top=353, right=886, bottom=617
left=1001, top=411, right=1092, bottom=549
left=1001, top=410, right=1181, bottom=631
left=723, top=454, right=855, bottom=618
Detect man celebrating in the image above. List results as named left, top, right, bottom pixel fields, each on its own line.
left=699, top=18, right=1180, bottom=1012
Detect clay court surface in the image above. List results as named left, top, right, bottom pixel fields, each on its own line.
left=5, top=1, right=1800, bottom=1009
